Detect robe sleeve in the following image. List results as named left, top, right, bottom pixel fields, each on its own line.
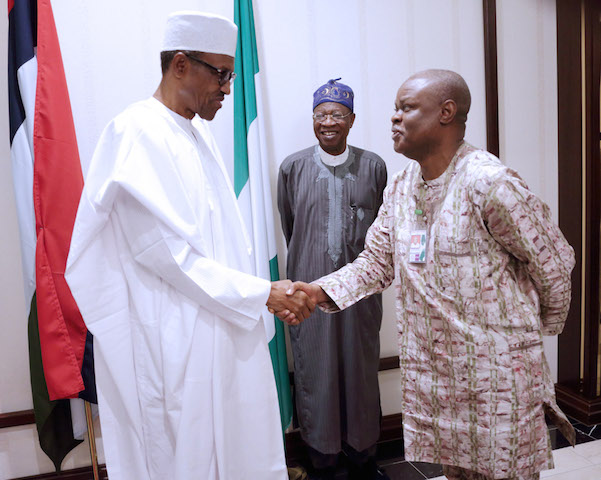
left=78, top=113, right=270, bottom=332
left=314, top=182, right=395, bottom=312
left=375, top=159, right=387, bottom=212
left=277, top=162, right=294, bottom=245
left=477, top=169, right=575, bottom=335
left=113, top=192, right=270, bottom=331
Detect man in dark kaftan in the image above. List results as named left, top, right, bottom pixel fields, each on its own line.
left=277, top=79, right=388, bottom=480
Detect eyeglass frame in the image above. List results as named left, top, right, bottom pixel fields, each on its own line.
left=312, top=111, right=354, bottom=123
left=184, top=53, right=237, bottom=86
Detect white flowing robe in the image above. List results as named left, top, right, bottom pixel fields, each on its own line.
left=65, top=97, right=287, bottom=480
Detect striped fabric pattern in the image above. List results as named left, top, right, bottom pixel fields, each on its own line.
left=315, top=142, right=575, bottom=478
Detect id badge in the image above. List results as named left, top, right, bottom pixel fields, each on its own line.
left=409, top=229, right=427, bottom=263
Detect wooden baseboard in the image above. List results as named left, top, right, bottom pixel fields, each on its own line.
left=379, top=413, right=403, bottom=442
left=379, top=356, right=400, bottom=371
left=12, top=465, right=108, bottom=480
left=555, top=383, right=601, bottom=425
left=0, top=410, right=35, bottom=429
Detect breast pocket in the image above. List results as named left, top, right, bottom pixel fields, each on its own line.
left=348, top=203, right=376, bottom=249
left=433, top=236, right=487, bottom=300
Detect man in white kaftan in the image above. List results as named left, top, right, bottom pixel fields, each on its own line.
left=65, top=12, right=309, bottom=480
left=286, top=70, right=576, bottom=480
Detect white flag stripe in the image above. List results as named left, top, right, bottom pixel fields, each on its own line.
left=10, top=56, right=38, bottom=312
left=237, top=73, right=278, bottom=342
left=240, top=120, right=275, bottom=341
left=253, top=76, right=278, bottom=259
left=16, top=56, right=37, bottom=155
left=10, top=127, right=36, bottom=307
left=69, top=398, right=86, bottom=439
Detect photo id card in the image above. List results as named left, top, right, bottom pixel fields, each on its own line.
left=409, top=229, right=427, bottom=263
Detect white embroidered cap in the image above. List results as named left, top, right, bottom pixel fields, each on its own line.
left=162, top=11, right=238, bottom=57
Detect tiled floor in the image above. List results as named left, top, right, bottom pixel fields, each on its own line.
left=307, top=418, right=601, bottom=479
left=428, top=440, right=601, bottom=479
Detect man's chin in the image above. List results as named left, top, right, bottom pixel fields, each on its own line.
left=318, top=137, right=344, bottom=151
left=393, top=140, right=408, bottom=155
left=199, top=109, right=219, bottom=121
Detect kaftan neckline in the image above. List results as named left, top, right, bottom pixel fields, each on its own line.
left=150, top=97, right=199, bottom=144
left=413, top=142, right=469, bottom=221
left=318, top=145, right=350, bottom=167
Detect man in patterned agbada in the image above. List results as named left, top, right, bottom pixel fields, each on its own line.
left=284, top=69, right=576, bottom=480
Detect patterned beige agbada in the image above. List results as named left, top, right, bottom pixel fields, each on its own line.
left=315, top=143, right=575, bottom=479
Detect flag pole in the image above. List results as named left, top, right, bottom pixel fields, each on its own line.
left=84, top=400, right=100, bottom=480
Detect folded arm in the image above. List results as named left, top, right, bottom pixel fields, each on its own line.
left=480, top=170, right=575, bottom=335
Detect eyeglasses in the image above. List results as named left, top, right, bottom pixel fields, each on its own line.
left=185, top=53, right=237, bottom=86
left=312, top=112, right=353, bottom=123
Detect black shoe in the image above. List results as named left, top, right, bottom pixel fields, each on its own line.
left=347, top=459, right=390, bottom=480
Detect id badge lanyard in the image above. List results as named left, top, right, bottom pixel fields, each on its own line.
left=409, top=203, right=428, bottom=263
left=408, top=147, right=462, bottom=265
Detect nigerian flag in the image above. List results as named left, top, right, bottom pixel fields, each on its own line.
left=233, top=0, right=293, bottom=432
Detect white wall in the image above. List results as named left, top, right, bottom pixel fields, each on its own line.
left=0, top=0, right=560, bottom=477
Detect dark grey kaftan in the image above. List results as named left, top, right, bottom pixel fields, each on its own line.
left=277, top=145, right=387, bottom=454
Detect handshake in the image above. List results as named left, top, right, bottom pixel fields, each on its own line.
left=266, top=280, right=329, bottom=326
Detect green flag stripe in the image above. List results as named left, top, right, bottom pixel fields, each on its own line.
left=269, top=255, right=279, bottom=282
left=268, top=257, right=292, bottom=431
left=28, top=293, right=82, bottom=471
left=233, top=0, right=259, bottom=196
left=268, top=319, right=293, bottom=431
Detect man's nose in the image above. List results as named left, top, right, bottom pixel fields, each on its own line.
left=321, top=114, right=337, bottom=125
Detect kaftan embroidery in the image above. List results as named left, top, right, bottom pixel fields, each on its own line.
left=278, top=145, right=387, bottom=454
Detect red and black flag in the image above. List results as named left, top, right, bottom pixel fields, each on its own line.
left=8, top=0, right=96, bottom=471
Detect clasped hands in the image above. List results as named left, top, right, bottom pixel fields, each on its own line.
left=266, top=280, right=328, bottom=326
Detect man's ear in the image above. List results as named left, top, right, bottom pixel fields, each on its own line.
left=171, top=52, right=189, bottom=79
left=349, top=113, right=356, bottom=129
left=440, top=99, right=457, bottom=125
